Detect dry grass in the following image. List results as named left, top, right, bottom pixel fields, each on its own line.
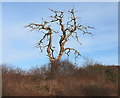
left=2, top=60, right=119, bottom=96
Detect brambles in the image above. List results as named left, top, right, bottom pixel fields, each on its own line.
left=2, top=60, right=118, bottom=96
left=86, top=64, right=118, bottom=83
left=82, top=84, right=111, bottom=96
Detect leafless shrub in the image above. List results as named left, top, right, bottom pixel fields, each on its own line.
left=2, top=60, right=118, bottom=96
left=82, top=58, right=102, bottom=67
left=82, top=84, right=112, bottom=96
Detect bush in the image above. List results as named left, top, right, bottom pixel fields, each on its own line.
left=2, top=60, right=118, bottom=96
left=104, top=67, right=118, bottom=82
left=86, top=64, right=118, bottom=83
left=46, top=60, right=77, bottom=79
left=82, top=84, right=111, bottom=96
left=57, top=60, right=76, bottom=77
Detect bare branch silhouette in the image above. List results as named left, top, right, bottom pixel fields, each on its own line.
left=25, top=7, right=94, bottom=63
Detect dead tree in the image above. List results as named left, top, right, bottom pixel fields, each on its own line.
left=25, top=8, right=94, bottom=78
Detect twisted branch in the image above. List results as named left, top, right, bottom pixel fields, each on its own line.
left=25, top=7, right=94, bottom=63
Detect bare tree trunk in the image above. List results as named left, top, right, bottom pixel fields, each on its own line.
left=50, top=60, right=59, bottom=79
left=25, top=8, right=94, bottom=80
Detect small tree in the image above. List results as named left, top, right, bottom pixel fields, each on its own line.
left=25, top=7, right=94, bottom=78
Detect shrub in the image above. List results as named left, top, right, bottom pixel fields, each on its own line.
left=2, top=60, right=118, bottom=96
left=104, top=67, right=118, bottom=83
left=86, top=64, right=118, bottom=83
left=82, top=84, right=111, bottom=96
left=57, top=60, right=76, bottom=77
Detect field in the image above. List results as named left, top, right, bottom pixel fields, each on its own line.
left=2, top=60, right=119, bottom=96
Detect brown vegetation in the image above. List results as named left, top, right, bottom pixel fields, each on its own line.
left=2, top=60, right=118, bottom=96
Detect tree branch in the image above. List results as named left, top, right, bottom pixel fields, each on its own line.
left=64, top=47, right=81, bottom=64
left=25, top=8, right=94, bottom=63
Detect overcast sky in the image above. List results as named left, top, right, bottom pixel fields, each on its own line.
left=2, top=2, right=118, bottom=70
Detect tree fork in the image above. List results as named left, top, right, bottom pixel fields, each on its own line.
left=25, top=7, right=94, bottom=79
